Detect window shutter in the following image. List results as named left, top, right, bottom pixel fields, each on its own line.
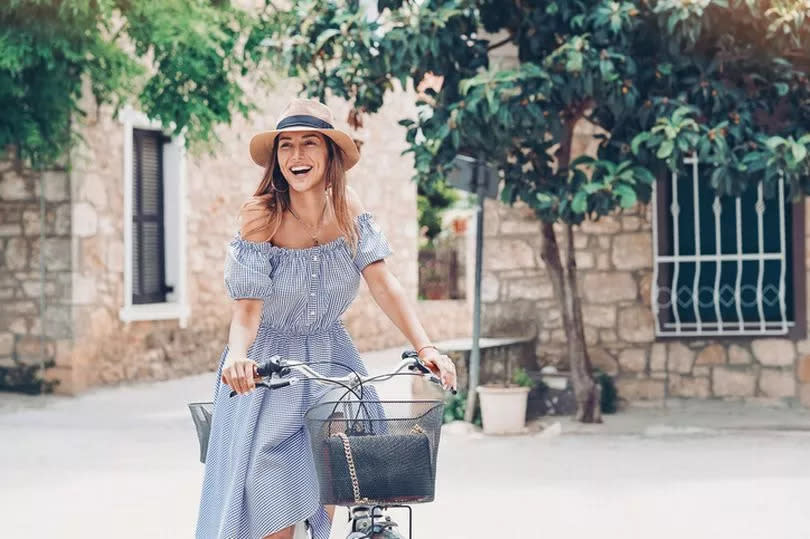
left=132, top=129, right=171, bottom=304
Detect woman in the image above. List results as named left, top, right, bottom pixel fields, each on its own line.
left=196, top=98, right=457, bottom=539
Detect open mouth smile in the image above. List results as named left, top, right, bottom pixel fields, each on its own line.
left=290, top=166, right=313, bottom=176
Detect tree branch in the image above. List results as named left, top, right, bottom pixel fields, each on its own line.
left=487, top=34, right=514, bottom=51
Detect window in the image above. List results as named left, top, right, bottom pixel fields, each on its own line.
left=652, top=157, right=805, bottom=337
left=132, top=129, right=170, bottom=304
left=119, top=107, right=189, bottom=325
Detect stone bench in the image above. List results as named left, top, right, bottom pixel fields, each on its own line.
left=412, top=335, right=536, bottom=397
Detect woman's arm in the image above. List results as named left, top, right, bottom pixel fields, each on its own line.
left=222, top=299, right=263, bottom=395
left=222, top=199, right=273, bottom=395
left=362, top=261, right=457, bottom=391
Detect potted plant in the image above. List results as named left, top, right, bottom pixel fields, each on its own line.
left=476, top=364, right=534, bottom=435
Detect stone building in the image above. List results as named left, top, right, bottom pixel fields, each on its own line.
left=480, top=121, right=810, bottom=408
left=0, top=78, right=471, bottom=394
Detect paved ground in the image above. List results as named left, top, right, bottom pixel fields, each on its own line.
left=2, top=347, right=810, bottom=539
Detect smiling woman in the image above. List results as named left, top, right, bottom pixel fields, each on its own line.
left=195, top=98, right=457, bottom=539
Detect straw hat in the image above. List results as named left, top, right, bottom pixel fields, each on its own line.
left=249, top=98, right=361, bottom=170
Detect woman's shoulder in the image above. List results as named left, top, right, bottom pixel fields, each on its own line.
left=238, top=195, right=275, bottom=243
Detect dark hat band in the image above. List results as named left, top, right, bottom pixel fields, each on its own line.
left=276, top=114, right=334, bottom=130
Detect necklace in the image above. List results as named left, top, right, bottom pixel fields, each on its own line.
left=288, top=197, right=328, bottom=246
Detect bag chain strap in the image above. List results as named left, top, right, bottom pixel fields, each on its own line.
left=334, top=432, right=365, bottom=503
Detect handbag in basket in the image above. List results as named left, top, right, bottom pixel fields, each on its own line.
left=322, top=426, right=435, bottom=505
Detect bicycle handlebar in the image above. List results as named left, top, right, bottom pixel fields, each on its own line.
left=229, top=350, right=453, bottom=398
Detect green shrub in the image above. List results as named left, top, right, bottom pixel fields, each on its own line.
left=442, top=391, right=481, bottom=427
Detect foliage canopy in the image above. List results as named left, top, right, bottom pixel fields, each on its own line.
left=259, top=0, right=810, bottom=220
left=1, top=0, right=255, bottom=167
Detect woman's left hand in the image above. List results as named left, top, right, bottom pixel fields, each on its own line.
left=418, top=348, right=457, bottom=391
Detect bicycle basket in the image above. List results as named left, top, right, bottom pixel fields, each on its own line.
left=188, top=402, right=214, bottom=463
left=304, top=400, right=444, bottom=506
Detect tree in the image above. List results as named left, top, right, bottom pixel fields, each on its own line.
left=0, top=0, right=258, bottom=168
left=259, top=0, right=810, bottom=422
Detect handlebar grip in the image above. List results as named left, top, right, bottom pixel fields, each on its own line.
left=255, top=355, right=282, bottom=377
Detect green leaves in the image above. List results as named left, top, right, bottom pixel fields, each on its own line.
left=1, top=0, right=258, bottom=167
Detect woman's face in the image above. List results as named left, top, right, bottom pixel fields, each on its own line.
left=276, top=131, right=330, bottom=193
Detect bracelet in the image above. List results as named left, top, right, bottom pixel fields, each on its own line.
left=416, top=344, right=440, bottom=357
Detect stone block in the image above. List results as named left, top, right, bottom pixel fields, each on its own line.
left=583, top=272, right=637, bottom=303
left=43, top=238, right=71, bottom=271
left=616, top=378, right=666, bottom=400
left=797, top=340, right=810, bottom=355
left=622, top=216, right=642, bottom=231
left=590, top=347, right=618, bottom=375
left=596, top=253, right=611, bottom=270
left=0, top=170, right=32, bottom=200
left=751, top=339, right=795, bottom=367
left=507, top=278, right=552, bottom=301
left=617, top=306, right=654, bottom=342
left=0, top=224, right=22, bottom=236
left=575, top=251, right=594, bottom=269
left=483, top=238, right=536, bottom=271
left=713, top=367, right=756, bottom=397
left=668, top=342, right=694, bottom=374
left=612, top=233, right=652, bottom=270
left=759, top=369, right=796, bottom=398
left=78, top=172, right=108, bottom=208
left=696, top=344, right=726, bottom=366
left=44, top=305, right=72, bottom=339
left=639, top=272, right=652, bottom=307
left=583, top=305, right=616, bottom=329
left=600, top=329, right=618, bottom=343
left=618, top=348, right=647, bottom=372
left=4, top=238, right=28, bottom=270
left=580, top=216, right=620, bottom=235
left=0, top=332, right=13, bottom=355
left=598, top=236, right=611, bottom=249
left=21, top=280, right=56, bottom=297
left=73, top=274, right=97, bottom=305
left=798, top=355, right=810, bottom=384
left=40, top=171, right=69, bottom=202
left=73, top=202, right=98, bottom=237
left=650, top=343, right=666, bottom=371
left=668, top=374, right=711, bottom=398
left=54, top=204, right=71, bottom=235
left=479, top=274, right=499, bottom=303
left=728, top=344, right=752, bottom=365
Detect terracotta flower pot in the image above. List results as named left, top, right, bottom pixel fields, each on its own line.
left=476, top=385, right=530, bottom=435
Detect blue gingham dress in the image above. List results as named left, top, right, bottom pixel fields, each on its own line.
left=196, top=212, right=392, bottom=539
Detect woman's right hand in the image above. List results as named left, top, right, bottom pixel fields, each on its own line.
left=221, top=356, right=259, bottom=395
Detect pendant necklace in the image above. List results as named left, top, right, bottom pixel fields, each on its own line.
left=288, top=196, right=328, bottom=246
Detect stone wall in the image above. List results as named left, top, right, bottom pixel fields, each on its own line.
left=0, top=151, right=72, bottom=391
left=480, top=122, right=810, bottom=408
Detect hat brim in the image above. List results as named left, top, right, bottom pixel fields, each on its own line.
left=249, top=127, right=361, bottom=171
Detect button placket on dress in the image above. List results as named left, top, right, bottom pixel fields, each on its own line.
left=306, top=253, right=320, bottom=324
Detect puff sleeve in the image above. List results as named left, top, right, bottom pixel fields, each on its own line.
left=223, top=235, right=274, bottom=299
left=353, top=213, right=393, bottom=272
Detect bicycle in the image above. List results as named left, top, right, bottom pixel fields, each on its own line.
left=189, top=350, right=451, bottom=539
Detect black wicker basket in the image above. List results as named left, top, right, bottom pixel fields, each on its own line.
left=304, top=400, right=444, bottom=506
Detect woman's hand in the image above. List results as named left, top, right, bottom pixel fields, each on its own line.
left=418, top=348, right=457, bottom=392
left=221, top=356, right=259, bottom=396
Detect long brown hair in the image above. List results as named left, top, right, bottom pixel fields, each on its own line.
left=239, top=134, right=358, bottom=251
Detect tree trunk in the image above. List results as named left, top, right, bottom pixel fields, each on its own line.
left=539, top=222, right=602, bottom=423
left=537, top=116, right=601, bottom=423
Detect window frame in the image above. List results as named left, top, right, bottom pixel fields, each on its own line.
left=652, top=157, right=806, bottom=340
left=119, top=106, right=190, bottom=326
